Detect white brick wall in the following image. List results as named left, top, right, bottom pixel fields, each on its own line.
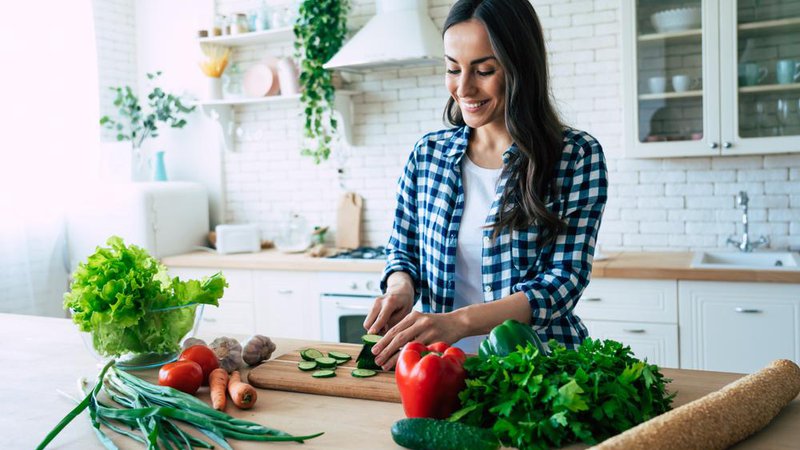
left=100, top=0, right=799, bottom=252
left=93, top=0, right=138, bottom=141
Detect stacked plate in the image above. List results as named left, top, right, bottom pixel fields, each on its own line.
left=651, top=7, right=701, bottom=33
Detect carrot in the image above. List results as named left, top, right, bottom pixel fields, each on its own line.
left=228, top=371, right=258, bottom=409
left=208, top=368, right=229, bottom=411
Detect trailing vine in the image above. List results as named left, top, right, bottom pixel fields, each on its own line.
left=294, top=0, right=350, bottom=164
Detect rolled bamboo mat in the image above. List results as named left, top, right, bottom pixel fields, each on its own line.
left=590, top=359, right=800, bottom=450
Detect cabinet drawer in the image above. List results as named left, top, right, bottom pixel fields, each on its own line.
left=198, top=301, right=255, bottom=336
left=583, top=320, right=679, bottom=368
left=576, top=279, right=677, bottom=323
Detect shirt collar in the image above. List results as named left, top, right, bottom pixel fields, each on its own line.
left=446, top=126, right=520, bottom=165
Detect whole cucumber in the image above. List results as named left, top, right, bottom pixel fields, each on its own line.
left=391, top=418, right=499, bottom=450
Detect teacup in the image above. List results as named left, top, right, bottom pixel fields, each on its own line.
left=742, top=63, right=768, bottom=86
left=776, top=60, right=800, bottom=85
left=672, top=74, right=700, bottom=92
left=648, top=76, right=667, bottom=94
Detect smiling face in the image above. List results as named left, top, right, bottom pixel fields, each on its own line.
left=443, top=19, right=506, bottom=132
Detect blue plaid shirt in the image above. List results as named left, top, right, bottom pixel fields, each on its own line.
left=381, top=126, right=608, bottom=349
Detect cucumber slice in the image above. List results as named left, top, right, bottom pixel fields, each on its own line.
left=311, top=369, right=336, bottom=378
left=297, top=361, right=317, bottom=371
left=315, top=357, right=338, bottom=368
left=328, top=351, right=352, bottom=361
left=301, top=348, right=324, bottom=361
left=361, top=334, right=382, bottom=345
left=351, top=368, right=377, bottom=378
left=356, top=344, right=382, bottom=371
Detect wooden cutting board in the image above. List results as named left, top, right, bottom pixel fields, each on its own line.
left=335, top=192, right=362, bottom=249
left=248, top=343, right=401, bottom=403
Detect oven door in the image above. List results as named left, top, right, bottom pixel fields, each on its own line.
left=319, top=293, right=375, bottom=344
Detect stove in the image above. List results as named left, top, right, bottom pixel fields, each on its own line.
left=327, top=246, right=387, bottom=260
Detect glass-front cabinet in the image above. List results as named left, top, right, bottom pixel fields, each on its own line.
left=623, top=0, right=800, bottom=157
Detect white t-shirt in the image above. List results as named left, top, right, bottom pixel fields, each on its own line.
left=452, top=155, right=503, bottom=354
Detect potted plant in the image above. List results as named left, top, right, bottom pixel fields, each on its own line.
left=99, top=72, right=196, bottom=181
left=293, top=0, right=349, bottom=164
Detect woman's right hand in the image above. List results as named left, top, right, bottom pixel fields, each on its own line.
left=363, top=272, right=415, bottom=336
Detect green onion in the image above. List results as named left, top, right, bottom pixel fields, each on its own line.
left=36, top=362, right=323, bottom=449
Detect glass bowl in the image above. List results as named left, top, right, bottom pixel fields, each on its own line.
left=77, top=303, right=205, bottom=371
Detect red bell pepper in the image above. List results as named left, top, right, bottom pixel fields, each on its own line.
left=395, top=341, right=467, bottom=419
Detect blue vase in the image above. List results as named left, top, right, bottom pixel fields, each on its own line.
left=152, top=150, right=168, bottom=182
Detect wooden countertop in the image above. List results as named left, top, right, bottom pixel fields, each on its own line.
left=5, top=313, right=799, bottom=449
left=162, top=250, right=800, bottom=283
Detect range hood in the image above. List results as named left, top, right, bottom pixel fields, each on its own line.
left=323, top=0, right=443, bottom=72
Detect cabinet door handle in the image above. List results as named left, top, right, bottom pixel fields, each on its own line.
left=734, top=307, right=762, bottom=314
left=277, top=289, right=293, bottom=294
left=723, top=141, right=732, bottom=149
left=583, top=297, right=602, bottom=302
left=709, top=142, right=719, bottom=149
left=623, top=329, right=646, bottom=333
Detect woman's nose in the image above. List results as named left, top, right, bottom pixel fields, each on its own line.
left=457, top=73, right=475, bottom=97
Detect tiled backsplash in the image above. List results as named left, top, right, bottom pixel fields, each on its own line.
left=96, top=0, right=800, bottom=252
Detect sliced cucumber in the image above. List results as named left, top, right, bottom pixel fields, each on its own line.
left=361, top=334, right=382, bottom=345
left=297, top=361, right=317, bottom=371
left=328, top=351, right=352, bottom=362
left=356, top=344, right=382, bottom=371
left=315, top=357, right=338, bottom=368
left=351, top=368, right=377, bottom=378
left=301, top=348, right=324, bottom=361
left=311, top=369, right=336, bottom=378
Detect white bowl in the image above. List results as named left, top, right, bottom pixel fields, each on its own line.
left=651, top=7, right=701, bottom=33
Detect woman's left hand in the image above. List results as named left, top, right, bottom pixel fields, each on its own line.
left=371, top=310, right=465, bottom=370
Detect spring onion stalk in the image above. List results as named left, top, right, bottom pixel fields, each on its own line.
left=36, top=362, right=324, bottom=449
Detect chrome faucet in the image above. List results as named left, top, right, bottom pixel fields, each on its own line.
left=726, top=191, right=768, bottom=252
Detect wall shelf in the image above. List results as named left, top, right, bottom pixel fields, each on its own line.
left=196, top=91, right=358, bottom=153
left=738, top=16, right=800, bottom=35
left=198, top=27, right=294, bottom=46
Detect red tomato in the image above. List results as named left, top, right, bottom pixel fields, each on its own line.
left=179, top=345, right=220, bottom=385
left=159, top=360, right=203, bottom=394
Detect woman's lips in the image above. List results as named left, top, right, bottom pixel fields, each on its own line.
left=460, top=99, right=488, bottom=113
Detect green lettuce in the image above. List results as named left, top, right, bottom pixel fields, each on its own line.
left=64, top=236, right=227, bottom=357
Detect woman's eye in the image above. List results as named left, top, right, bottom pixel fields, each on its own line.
left=446, top=69, right=461, bottom=75
left=477, top=70, right=496, bottom=76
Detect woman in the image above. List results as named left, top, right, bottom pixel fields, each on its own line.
left=365, top=0, right=608, bottom=370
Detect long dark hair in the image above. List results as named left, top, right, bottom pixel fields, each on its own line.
left=443, top=0, right=565, bottom=245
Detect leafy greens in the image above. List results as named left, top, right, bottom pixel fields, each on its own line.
left=450, top=338, right=674, bottom=450
left=64, top=236, right=227, bottom=356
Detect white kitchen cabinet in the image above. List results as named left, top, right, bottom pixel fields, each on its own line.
left=582, top=320, right=680, bottom=368
left=167, top=267, right=256, bottom=336
left=622, top=0, right=800, bottom=157
left=253, top=271, right=320, bottom=341
left=575, top=279, right=679, bottom=367
left=678, top=280, right=800, bottom=374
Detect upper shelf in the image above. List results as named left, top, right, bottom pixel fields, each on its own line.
left=738, top=16, right=800, bottom=35
left=739, top=83, right=800, bottom=94
left=638, top=16, right=800, bottom=44
left=190, top=90, right=358, bottom=107
left=639, top=90, right=703, bottom=101
left=198, top=27, right=294, bottom=46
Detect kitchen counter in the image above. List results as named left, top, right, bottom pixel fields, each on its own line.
left=4, top=313, right=799, bottom=449
left=162, top=250, right=800, bottom=283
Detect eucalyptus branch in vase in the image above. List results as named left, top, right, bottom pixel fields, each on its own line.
left=99, top=72, right=195, bottom=180
left=293, top=0, right=350, bottom=164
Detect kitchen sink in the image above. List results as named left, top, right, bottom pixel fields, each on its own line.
left=690, top=251, right=800, bottom=271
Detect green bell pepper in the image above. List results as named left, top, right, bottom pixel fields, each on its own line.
left=478, top=319, right=550, bottom=358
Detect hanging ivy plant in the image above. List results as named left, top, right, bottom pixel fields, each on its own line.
left=294, top=0, right=350, bottom=164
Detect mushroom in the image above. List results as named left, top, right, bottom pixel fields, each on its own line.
left=243, top=335, right=276, bottom=366
left=209, top=336, right=244, bottom=373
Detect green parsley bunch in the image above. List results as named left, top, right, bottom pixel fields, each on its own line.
left=450, top=338, right=674, bottom=450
